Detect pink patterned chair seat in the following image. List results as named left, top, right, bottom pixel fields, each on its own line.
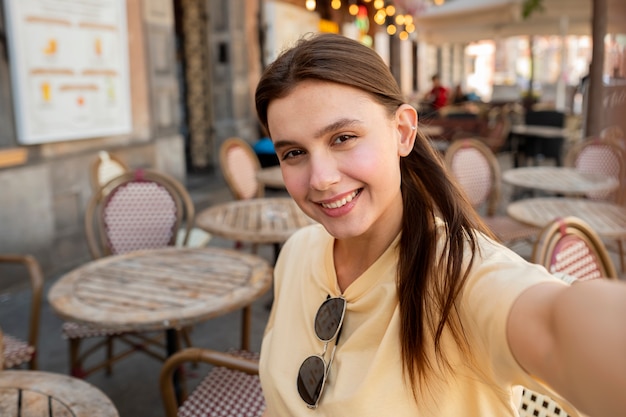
left=61, top=321, right=126, bottom=339
left=3, top=333, right=35, bottom=369
left=177, top=350, right=265, bottom=417
left=161, top=349, right=265, bottom=417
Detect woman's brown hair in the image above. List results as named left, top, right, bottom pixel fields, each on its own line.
left=255, top=33, right=492, bottom=391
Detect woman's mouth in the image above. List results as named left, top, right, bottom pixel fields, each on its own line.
left=320, top=189, right=361, bottom=209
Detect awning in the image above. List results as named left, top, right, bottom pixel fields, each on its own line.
left=413, top=0, right=595, bottom=44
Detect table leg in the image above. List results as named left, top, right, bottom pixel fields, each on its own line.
left=165, top=329, right=183, bottom=404
left=241, top=306, right=251, bottom=351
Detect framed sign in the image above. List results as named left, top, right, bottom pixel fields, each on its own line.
left=4, top=0, right=132, bottom=144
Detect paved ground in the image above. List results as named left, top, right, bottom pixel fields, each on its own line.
left=1, top=152, right=623, bottom=417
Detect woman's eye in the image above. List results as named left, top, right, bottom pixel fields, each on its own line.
left=333, top=134, right=356, bottom=144
left=281, top=149, right=305, bottom=160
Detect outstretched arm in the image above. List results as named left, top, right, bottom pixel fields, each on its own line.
left=508, top=279, right=626, bottom=416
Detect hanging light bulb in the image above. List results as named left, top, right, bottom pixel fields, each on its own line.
left=386, top=24, right=397, bottom=35
left=305, top=0, right=316, bottom=11
left=331, top=0, right=341, bottom=10
left=349, top=4, right=359, bottom=15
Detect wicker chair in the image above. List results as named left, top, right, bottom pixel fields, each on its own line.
left=517, top=215, right=618, bottom=417
left=219, top=137, right=263, bottom=201
left=564, top=137, right=625, bottom=271
left=160, top=348, right=264, bottom=417
left=444, top=138, right=540, bottom=248
left=531, top=215, right=618, bottom=281
left=0, top=254, right=44, bottom=370
left=64, top=169, right=197, bottom=378
left=158, top=348, right=579, bottom=417
left=219, top=137, right=266, bottom=254
left=90, top=151, right=211, bottom=248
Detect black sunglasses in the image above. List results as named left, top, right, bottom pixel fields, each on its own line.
left=296, top=296, right=347, bottom=409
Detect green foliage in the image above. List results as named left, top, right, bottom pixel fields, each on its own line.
left=522, top=0, right=545, bottom=19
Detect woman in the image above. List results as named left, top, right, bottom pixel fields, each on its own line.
left=254, top=33, right=626, bottom=416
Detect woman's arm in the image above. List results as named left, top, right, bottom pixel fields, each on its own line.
left=507, top=279, right=626, bottom=416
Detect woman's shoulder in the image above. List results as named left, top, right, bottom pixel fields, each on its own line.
left=279, top=223, right=331, bottom=263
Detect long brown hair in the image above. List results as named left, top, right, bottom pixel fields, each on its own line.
left=255, top=33, right=492, bottom=391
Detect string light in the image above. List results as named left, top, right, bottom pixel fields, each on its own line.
left=305, top=0, right=316, bottom=11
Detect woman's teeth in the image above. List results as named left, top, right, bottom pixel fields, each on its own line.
left=321, top=190, right=359, bottom=209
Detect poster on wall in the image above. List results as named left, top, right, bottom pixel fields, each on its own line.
left=4, top=0, right=132, bottom=145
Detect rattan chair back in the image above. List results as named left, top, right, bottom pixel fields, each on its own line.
left=0, top=254, right=44, bottom=370
left=564, top=137, right=626, bottom=204
left=532, top=216, right=618, bottom=281
left=85, top=169, right=195, bottom=259
left=445, top=138, right=501, bottom=216
left=219, top=137, right=263, bottom=200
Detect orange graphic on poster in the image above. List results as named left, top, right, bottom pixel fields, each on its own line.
left=77, top=96, right=85, bottom=106
left=41, top=82, right=51, bottom=102
left=94, top=38, right=102, bottom=56
left=43, top=39, right=57, bottom=55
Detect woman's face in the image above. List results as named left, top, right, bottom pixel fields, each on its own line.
left=267, top=80, right=415, bottom=241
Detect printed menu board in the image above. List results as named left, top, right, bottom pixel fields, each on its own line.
left=4, top=0, right=132, bottom=144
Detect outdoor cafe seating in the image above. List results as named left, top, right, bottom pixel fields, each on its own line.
left=0, top=254, right=43, bottom=370
left=62, top=168, right=197, bottom=378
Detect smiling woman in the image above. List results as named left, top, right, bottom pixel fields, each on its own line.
left=254, top=33, right=626, bottom=417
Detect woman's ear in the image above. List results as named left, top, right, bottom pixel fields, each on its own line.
left=395, top=104, right=418, bottom=157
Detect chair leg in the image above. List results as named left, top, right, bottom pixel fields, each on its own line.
left=106, top=336, right=114, bottom=375
left=69, top=338, right=85, bottom=378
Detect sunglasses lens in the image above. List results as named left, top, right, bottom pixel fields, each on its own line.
left=297, top=356, right=326, bottom=407
left=314, top=297, right=346, bottom=341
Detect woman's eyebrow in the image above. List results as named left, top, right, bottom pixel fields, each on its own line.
left=273, top=118, right=363, bottom=151
left=313, top=118, right=361, bottom=139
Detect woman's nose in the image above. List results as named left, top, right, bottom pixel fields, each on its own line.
left=308, top=153, right=340, bottom=191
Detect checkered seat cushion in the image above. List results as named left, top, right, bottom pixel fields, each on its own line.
left=3, top=333, right=36, bottom=369
left=61, top=321, right=126, bottom=339
left=178, top=350, right=265, bottom=417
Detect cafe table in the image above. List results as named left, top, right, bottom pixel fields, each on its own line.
left=48, top=246, right=273, bottom=354
left=195, top=197, right=315, bottom=248
left=502, top=166, right=619, bottom=196
left=0, top=370, right=119, bottom=416
left=256, top=165, right=285, bottom=189
left=507, top=197, right=626, bottom=240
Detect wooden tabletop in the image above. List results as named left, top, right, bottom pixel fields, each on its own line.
left=507, top=197, right=626, bottom=239
left=256, top=166, right=285, bottom=188
left=510, top=125, right=568, bottom=138
left=48, top=247, right=273, bottom=332
left=502, top=166, right=619, bottom=195
left=195, top=197, right=315, bottom=244
left=0, top=370, right=119, bottom=417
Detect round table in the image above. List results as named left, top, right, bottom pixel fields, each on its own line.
left=195, top=197, right=315, bottom=244
left=502, top=166, right=619, bottom=196
left=0, top=370, right=119, bottom=417
left=48, top=247, right=273, bottom=347
left=256, top=166, right=285, bottom=189
left=507, top=197, right=626, bottom=240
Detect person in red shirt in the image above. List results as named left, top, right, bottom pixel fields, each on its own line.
left=426, top=74, right=449, bottom=110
